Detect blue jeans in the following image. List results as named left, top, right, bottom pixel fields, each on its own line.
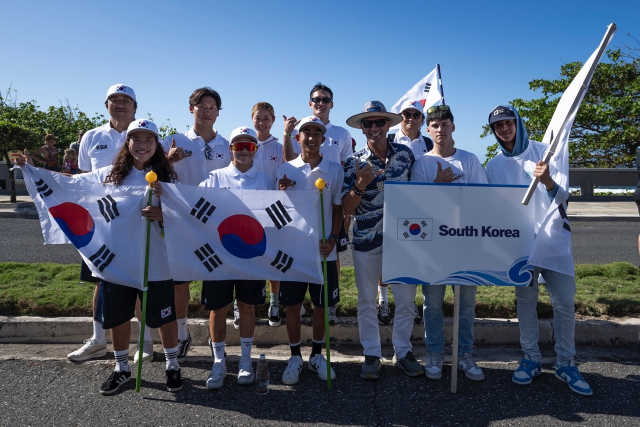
left=516, top=267, right=576, bottom=366
left=423, top=285, right=477, bottom=355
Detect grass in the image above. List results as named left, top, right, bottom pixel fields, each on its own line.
left=1, top=262, right=639, bottom=318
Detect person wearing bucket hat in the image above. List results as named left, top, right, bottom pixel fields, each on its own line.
left=162, top=87, right=230, bottom=364
left=484, top=105, right=592, bottom=397
left=342, top=101, right=422, bottom=379
left=199, top=126, right=274, bottom=390
left=69, top=83, right=139, bottom=365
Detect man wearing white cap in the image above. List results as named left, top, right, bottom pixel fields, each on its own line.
left=277, top=116, right=343, bottom=385
left=162, top=87, right=230, bottom=364
left=68, top=84, right=141, bottom=363
left=199, top=126, right=273, bottom=390
left=342, top=101, right=422, bottom=379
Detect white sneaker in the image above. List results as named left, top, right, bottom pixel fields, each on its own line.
left=233, top=308, right=240, bottom=330
left=327, top=306, right=338, bottom=323
left=282, top=356, right=303, bottom=385
left=206, top=361, right=227, bottom=390
left=237, top=358, right=254, bottom=385
left=308, top=353, right=336, bottom=381
left=458, top=353, right=485, bottom=381
left=268, top=306, right=281, bottom=326
left=133, top=340, right=153, bottom=363
left=67, top=338, right=108, bottom=362
left=425, top=353, right=444, bottom=380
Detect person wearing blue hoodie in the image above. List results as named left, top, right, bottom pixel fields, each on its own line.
left=484, top=105, right=593, bottom=396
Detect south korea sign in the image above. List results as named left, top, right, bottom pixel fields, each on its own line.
left=382, top=182, right=536, bottom=287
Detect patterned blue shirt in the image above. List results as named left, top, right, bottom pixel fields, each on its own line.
left=342, top=142, right=414, bottom=253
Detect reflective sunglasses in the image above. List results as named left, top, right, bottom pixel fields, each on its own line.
left=361, top=118, right=388, bottom=128
left=427, top=105, right=451, bottom=114
left=402, top=111, right=423, bottom=120
left=231, top=141, right=257, bottom=152
left=108, top=99, right=133, bottom=106
left=310, top=97, right=333, bottom=104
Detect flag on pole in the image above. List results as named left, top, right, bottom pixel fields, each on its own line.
left=389, top=66, right=443, bottom=132
left=160, top=183, right=323, bottom=284
left=528, top=23, right=616, bottom=275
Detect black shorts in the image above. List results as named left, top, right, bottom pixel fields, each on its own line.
left=95, top=279, right=176, bottom=329
left=80, top=260, right=100, bottom=283
left=279, top=261, right=340, bottom=308
left=337, top=220, right=348, bottom=253
left=201, top=280, right=266, bottom=310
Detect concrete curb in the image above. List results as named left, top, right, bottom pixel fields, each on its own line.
left=1, top=316, right=638, bottom=346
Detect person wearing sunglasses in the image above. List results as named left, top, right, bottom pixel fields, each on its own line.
left=484, top=105, right=592, bottom=397
left=276, top=116, right=343, bottom=385
left=411, top=105, right=487, bottom=383
left=199, top=126, right=274, bottom=390
left=162, top=87, right=231, bottom=364
left=342, top=101, right=421, bottom=380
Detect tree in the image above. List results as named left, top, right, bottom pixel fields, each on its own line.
left=0, top=121, right=40, bottom=202
left=481, top=49, right=640, bottom=168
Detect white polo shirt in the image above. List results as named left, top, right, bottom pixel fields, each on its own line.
left=276, top=156, right=344, bottom=261
left=199, top=163, right=275, bottom=190
left=252, top=135, right=284, bottom=185
left=411, top=148, right=487, bottom=184
left=78, top=123, right=127, bottom=172
left=162, top=127, right=230, bottom=186
left=393, top=130, right=431, bottom=158
left=292, top=121, right=352, bottom=164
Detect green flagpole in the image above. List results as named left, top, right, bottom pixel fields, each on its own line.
left=136, top=171, right=157, bottom=393
left=315, top=178, right=331, bottom=391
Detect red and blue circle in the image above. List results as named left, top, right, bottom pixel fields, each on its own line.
left=218, top=215, right=266, bottom=259
left=48, top=202, right=95, bottom=248
left=409, top=223, right=421, bottom=235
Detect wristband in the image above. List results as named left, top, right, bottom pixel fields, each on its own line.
left=329, top=234, right=340, bottom=242
left=352, top=185, right=364, bottom=196
left=283, top=132, right=292, bottom=137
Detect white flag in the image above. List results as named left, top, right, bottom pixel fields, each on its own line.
left=389, top=67, right=442, bottom=132
left=161, top=184, right=324, bottom=284
left=528, top=24, right=616, bottom=275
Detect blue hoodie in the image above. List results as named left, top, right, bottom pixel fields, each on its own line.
left=489, top=105, right=529, bottom=157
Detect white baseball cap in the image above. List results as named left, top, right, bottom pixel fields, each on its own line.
left=399, top=99, right=424, bottom=115
left=126, top=119, right=158, bottom=138
left=298, top=116, right=326, bottom=134
left=229, top=126, right=259, bottom=144
left=106, top=84, right=136, bottom=102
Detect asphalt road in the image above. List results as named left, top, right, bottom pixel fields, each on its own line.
left=0, top=344, right=638, bottom=426
left=1, top=218, right=638, bottom=267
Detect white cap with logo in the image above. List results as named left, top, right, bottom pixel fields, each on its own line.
left=106, top=84, right=136, bottom=102
left=126, top=119, right=158, bottom=138
left=298, top=116, right=326, bottom=134
left=229, top=126, right=259, bottom=144
left=399, top=99, right=424, bottom=114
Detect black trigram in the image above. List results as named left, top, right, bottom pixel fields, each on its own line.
left=195, top=243, right=222, bottom=272
left=402, top=220, right=410, bottom=227
left=420, top=232, right=427, bottom=239
left=97, top=195, right=120, bottom=223
left=35, top=179, right=53, bottom=197
left=190, top=197, right=216, bottom=223
left=423, top=82, right=432, bottom=93
left=420, top=220, right=428, bottom=227
left=88, top=244, right=115, bottom=272
left=265, top=201, right=292, bottom=229
left=271, top=250, right=293, bottom=273
left=403, top=231, right=409, bottom=239
left=558, top=203, right=571, bottom=232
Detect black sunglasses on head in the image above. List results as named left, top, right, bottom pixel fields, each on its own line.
left=427, top=105, right=451, bottom=114
left=362, top=118, right=389, bottom=128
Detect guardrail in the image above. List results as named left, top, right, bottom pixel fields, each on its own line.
left=569, top=168, right=637, bottom=201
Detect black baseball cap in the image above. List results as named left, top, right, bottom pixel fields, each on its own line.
left=488, top=107, right=516, bottom=125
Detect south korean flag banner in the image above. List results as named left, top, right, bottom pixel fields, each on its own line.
left=19, top=164, right=149, bottom=289
left=398, top=218, right=433, bottom=241
left=161, top=183, right=323, bottom=283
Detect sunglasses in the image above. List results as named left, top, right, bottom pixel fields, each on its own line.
left=427, top=105, right=451, bottom=114
left=231, top=141, right=257, bottom=152
left=361, top=119, right=388, bottom=128
left=310, top=97, right=332, bottom=104
left=402, top=112, right=423, bottom=120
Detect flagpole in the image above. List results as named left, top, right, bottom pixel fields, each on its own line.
left=136, top=171, right=157, bottom=393
left=315, top=178, right=331, bottom=391
left=436, top=64, right=445, bottom=106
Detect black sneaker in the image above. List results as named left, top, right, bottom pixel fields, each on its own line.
left=413, top=303, right=423, bottom=324
left=165, top=368, right=183, bottom=392
left=100, top=370, right=131, bottom=395
left=377, top=301, right=392, bottom=325
left=177, top=334, right=192, bottom=363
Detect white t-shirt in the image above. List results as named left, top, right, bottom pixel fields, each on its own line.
left=411, top=148, right=487, bottom=184
left=276, top=156, right=344, bottom=261
left=292, top=121, right=352, bottom=164
left=252, top=135, right=284, bottom=185
left=78, top=123, right=127, bottom=172
left=70, top=165, right=172, bottom=281
left=162, top=127, right=230, bottom=185
left=394, top=130, right=431, bottom=158
left=199, top=163, right=275, bottom=190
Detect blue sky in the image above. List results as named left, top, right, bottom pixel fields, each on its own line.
left=2, top=0, right=638, bottom=161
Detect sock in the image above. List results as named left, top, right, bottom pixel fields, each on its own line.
left=177, top=317, right=188, bottom=341
left=378, top=286, right=388, bottom=304
left=164, top=346, right=179, bottom=371
left=213, top=341, right=225, bottom=363
left=138, top=322, right=152, bottom=342
left=233, top=299, right=239, bottom=312
left=310, top=339, right=324, bottom=358
left=114, top=349, right=130, bottom=372
left=240, top=337, right=253, bottom=360
left=270, top=292, right=279, bottom=307
left=92, top=321, right=106, bottom=343
left=289, top=342, right=301, bottom=357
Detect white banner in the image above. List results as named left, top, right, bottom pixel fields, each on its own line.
left=161, top=184, right=323, bottom=283
left=382, top=182, right=536, bottom=286
left=389, top=67, right=443, bottom=132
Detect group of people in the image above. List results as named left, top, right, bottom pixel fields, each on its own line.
left=33, top=130, right=84, bottom=174
left=16, top=81, right=592, bottom=398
